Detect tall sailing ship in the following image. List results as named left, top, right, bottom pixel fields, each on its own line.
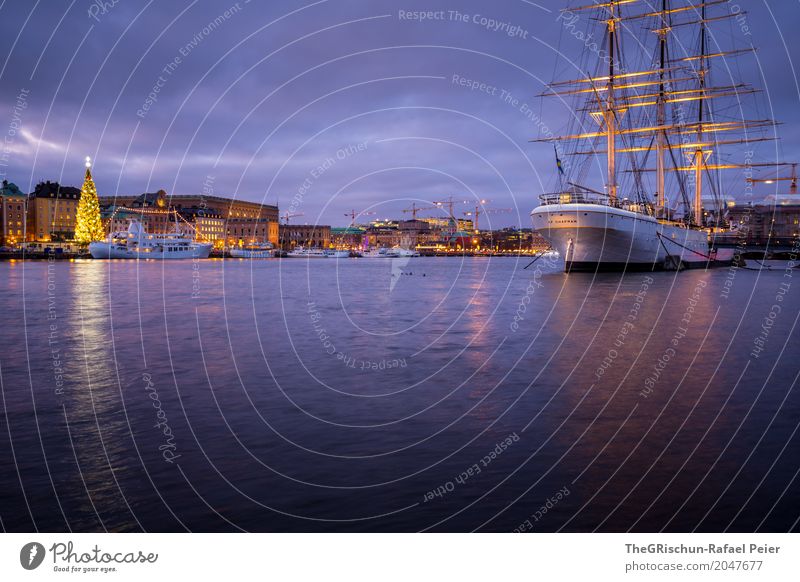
left=530, top=0, right=784, bottom=271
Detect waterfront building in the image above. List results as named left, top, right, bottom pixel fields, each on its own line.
left=480, top=228, right=549, bottom=252
left=364, top=219, right=438, bottom=249
left=99, top=205, right=176, bottom=235
left=726, top=196, right=800, bottom=246
left=449, top=230, right=479, bottom=250
left=225, top=216, right=275, bottom=248
left=102, top=190, right=190, bottom=235
left=100, top=203, right=226, bottom=247
left=0, top=181, right=27, bottom=247
left=399, top=219, right=433, bottom=240
left=99, top=190, right=279, bottom=247
left=331, top=226, right=366, bottom=249
left=419, top=216, right=473, bottom=232
left=279, top=224, right=331, bottom=250
left=27, top=181, right=81, bottom=242
left=178, top=207, right=226, bottom=247
left=101, top=206, right=136, bottom=234
left=400, top=219, right=440, bottom=248
left=364, top=219, right=400, bottom=248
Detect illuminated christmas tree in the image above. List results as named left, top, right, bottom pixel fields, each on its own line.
left=74, top=157, right=105, bottom=243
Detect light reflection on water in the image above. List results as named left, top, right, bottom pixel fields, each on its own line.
left=0, top=257, right=798, bottom=532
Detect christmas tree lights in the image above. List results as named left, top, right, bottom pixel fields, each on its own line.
left=74, top=156, right=105, bottom=244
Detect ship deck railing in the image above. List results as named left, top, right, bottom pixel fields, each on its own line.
left=538, top=192, right=705, bottom=230
left=538, top=192, right=623, bottom=208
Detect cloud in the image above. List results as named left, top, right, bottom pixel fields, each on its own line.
left=19, top=127, right=65, bottom=152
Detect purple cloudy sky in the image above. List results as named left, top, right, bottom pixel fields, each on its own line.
left=0, top=0, right=797, bottom=227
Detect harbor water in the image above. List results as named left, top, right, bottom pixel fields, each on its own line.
left=0, top=257, right=798, bottom=532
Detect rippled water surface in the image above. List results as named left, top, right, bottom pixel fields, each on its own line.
left=1, top=257, right=798, bottom=532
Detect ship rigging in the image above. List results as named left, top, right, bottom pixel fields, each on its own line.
left=530, top=0, right=788, bottom=271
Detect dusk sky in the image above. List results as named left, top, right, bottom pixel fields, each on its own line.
left=0, top=0, right=798, bottom=227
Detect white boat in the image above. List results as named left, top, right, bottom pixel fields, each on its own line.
left=360, top=248, right=392, bottom=258
left=230, top=242, right=274, bottom=258
left=324, top=249, right=352, bottom=258
left=385, top=247, right=420, bottom=258
left=89, top=221, right=212, bottom=259
left=287, top=246, right=327, bottom=258
left=530, top=1, right=755, bottom=273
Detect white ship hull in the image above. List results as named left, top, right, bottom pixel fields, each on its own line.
left=531, top=203, right=715, bottom=272
left=90, top=241, right=212, bottom=259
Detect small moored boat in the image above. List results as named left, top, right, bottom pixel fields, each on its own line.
left=286, top=246, right=328, bottom=258
left=360, top=248, right=391, bottom=258
left=385, top=247, right=420, bottom=258
left=230, top=242, right=274, bottom=259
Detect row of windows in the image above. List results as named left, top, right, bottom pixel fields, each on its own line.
left=229, top=228, right=270, bottom=235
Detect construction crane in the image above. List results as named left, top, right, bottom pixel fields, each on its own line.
left=460, top=198, right=488, bottom=232
left=281, top=211, right=304, bottom=224
left=343, top=209, right=376, bottom=225
left=433, top=196, right=469, bottom=234
left=747, top=163, right=797, bottom=194
left=433, top=196, right=458, bottom=220
left=463, top=205, right=512, bottom=232
left=402, top=202, right=439, bottom=220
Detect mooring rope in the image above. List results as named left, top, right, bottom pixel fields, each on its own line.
left=655, top=232, right=680, bottom=269
left=656, top=231, right=718, bottom=262
left=656, top=232, right=774, bottom=271
left=523, top=251, right=551, bottom=270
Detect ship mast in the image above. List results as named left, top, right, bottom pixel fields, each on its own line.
left=605, top=2, right=618, bottom=202
left=655, top=0, right=668, bottom=214
left=534, top=0, right=776, bottom=218
left=693, top=1, right=708, bottom=226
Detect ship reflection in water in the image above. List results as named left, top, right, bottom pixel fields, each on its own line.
left=0, top=257, right=798, bottom=532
